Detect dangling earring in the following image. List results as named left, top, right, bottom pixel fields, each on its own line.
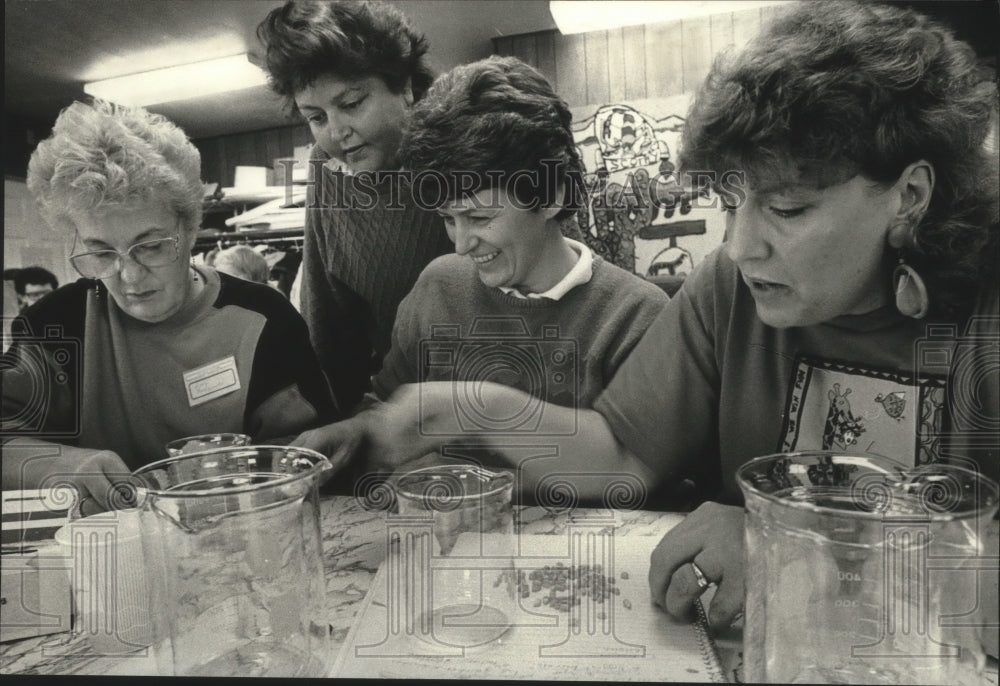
left=893, top=254, right=929, bottom=319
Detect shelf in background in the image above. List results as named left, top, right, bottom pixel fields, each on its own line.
left=195, top=227, right=304, bottom=249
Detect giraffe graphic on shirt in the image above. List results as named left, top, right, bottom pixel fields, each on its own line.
left=822, top=383, right=867, bottom=450
left=780, top=356, right=948, bottom=464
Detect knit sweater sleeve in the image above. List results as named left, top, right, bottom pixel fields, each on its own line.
left=228, top=275, right=341, bottom=440
left=592, top=249, right=725, bottom=485
left=371, top=274, right=425, bottom=401
left=300, top=169, right=377, bottom=414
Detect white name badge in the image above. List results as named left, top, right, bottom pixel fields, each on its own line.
left=183, top=356, right=241, bottom=407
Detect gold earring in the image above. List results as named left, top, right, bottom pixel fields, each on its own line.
left=893, top=255, right=928, bottom=319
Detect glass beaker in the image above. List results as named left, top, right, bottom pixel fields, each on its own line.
left=165, top=433, right=251, bottom=457
left=132, top=445, right=332, bottom=677
left=738, top=451, right=999, bottom=685
left=394, top=464, right=516, bottom=649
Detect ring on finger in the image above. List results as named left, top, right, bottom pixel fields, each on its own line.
left=690, top=561, right=711, bottom=591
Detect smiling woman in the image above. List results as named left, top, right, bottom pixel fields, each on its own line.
left=1, top=100, right=338, bottom=514
left=286, top=0, right=999, bottom=654
left=291, top=56, right=670, bottom=504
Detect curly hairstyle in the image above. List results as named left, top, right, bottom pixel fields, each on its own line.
left=679, top=0, right=999, bottom=319
left=257, top=0, right=433, bottom=113
left=398, top=55, right=585, bottom=222
left=26, top=100, right=203, bottom=237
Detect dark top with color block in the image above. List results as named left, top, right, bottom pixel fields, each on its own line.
left=1, top=266, right=338, bottom=470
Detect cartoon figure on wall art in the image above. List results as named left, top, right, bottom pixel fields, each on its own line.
left=570, top=97, right=727, bottom=279
left=594, top=105, right=670, bottom=173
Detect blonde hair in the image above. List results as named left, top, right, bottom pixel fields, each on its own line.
left=214, top=245, right=270, bottom=284
left=26, top=100, right=203, bottom=236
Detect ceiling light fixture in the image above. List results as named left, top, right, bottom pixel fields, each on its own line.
left=83, top=53, right=268, bottom=107
left=549, top=1, right=791, bottom=35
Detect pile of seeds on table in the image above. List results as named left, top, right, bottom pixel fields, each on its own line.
left=495, top=562, right=633, bottom=617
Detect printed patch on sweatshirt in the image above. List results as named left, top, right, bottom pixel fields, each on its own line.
left=779, top=356, right=947, bottom=467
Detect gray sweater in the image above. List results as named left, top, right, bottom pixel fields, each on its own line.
left=373, top=251, right=670, bottom=410
left=300, top=152, right=453, bottom=412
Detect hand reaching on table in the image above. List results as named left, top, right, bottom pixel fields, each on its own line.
left=294, top=382, right=501, bottom=479
left=1, top=438, right=138, bottom=517
left=648, top=501, right=746, bottom=631
left=291, top=384, right=447, bottom=473
left=361, top=384, right=461, bottom=471
left=290, top=416, right=366, bottom=482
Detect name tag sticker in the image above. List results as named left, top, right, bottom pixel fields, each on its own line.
left=183, top=356, right=241, bottom=407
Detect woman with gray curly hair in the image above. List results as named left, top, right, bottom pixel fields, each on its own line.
left=1, top=100, right=337, bottom=514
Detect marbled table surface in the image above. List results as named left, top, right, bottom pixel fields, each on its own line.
left=0, top=495, right=739, bottom=679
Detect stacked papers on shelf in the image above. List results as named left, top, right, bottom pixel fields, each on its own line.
left=225, top=187, right=307, bottom=230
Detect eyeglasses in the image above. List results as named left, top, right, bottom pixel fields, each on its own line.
left=69, top=235, right=182, bottom=279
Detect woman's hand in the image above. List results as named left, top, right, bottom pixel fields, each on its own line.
left=2, top=439, right=137, bottom=517
left=648, top=501, right=746, bottom=631
left=291, top=384, right=458, bottom=480
left=291, top=416, right=366, bottom=479
left=363, top=384, right=453, bottom=471
left=68, top=449, right=138, bottom=516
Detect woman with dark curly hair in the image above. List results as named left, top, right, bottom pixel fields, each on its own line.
left=257, top=0, right=453, bottom=413
left=292, top=57, right=669, bottom=499
left=310, top=0, right=997, bottom=649
left=640, top=0, right=999, bottom=650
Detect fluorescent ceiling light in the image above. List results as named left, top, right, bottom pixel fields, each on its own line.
left=550, top=1, right=792, bottom=35
left=83, top=54, right=268, bottom=107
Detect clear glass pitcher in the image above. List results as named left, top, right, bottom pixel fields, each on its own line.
left=737, top=451, right=999, bottom=685
left=393, top=464, right=516, bottom=650
left=132, top=445, right=333, bottom=677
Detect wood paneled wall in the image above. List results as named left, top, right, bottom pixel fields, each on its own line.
left=192, top=6, right=783, bottom=187
left=493, top=6, right=781, bottom=106
left=194, top=124, right=312, bottom=188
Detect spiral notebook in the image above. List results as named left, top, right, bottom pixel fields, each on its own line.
left=331, top=532, right=724, bottom=682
